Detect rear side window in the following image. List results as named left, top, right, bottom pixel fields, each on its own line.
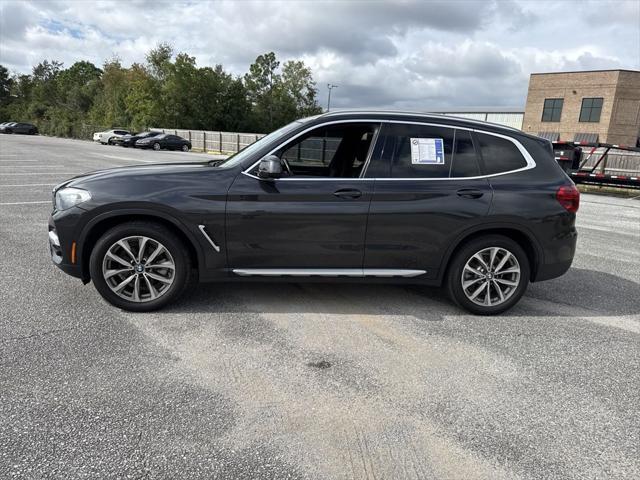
left=388, top=124, right=454, bottom=178
left=367, top=124, right=482, bottom=178
left=476, top=132, right=527, bottom=175
left=450, top=130, right=480, bottom=177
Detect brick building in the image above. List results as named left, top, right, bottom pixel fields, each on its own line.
left=522, top=70, right=640, bottom=146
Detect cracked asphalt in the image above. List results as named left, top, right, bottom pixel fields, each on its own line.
left=1, top=134, right=639, bottom=479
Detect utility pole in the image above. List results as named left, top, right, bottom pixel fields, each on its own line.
left=327, top=84, right=338, bottom=111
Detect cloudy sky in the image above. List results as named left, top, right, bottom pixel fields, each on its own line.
left=1, top=0, right=639, bottom=109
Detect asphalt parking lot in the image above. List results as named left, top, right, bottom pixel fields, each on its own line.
left=1, top=134, right=639, bottom=479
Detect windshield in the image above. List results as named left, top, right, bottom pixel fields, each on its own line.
left=215, top=121, right=304, bottom=168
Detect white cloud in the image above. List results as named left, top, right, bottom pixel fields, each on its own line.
left=0, top=0, right=638, bottom=109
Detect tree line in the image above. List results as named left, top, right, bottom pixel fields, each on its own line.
left=0, top=44, right=323, bottom=137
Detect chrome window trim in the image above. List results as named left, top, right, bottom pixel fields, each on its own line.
left=241, top=119, right=536, bottom=181
left=232, top=268, right=426, bottom=278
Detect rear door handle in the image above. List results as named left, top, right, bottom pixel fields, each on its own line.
left=334, top=188, right=362, bottom=199
left=456, top=189, right=484, bottom=199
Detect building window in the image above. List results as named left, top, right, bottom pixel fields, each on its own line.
left=541, top=98, right=563, bottom=122
left=579, top=97, right=603, bottom=123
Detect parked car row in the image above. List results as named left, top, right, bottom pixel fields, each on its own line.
left=0, top=122, right=38, bottom=134
left=93, top=129, right=191, bottom=151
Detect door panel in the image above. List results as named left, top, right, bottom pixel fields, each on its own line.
left=363, top=123, right=493, bottom=279
left=364, top=178, right=492, bottom=278
left=226, top=174, right=373, bottom=269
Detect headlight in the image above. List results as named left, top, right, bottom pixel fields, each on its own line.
left=55, top=187, right=91, bottom=210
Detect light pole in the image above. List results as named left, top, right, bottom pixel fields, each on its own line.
left=327, top=84, right=338, bottom=111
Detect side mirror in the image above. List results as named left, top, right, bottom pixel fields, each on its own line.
left=257, top=155, right=283, bottom=179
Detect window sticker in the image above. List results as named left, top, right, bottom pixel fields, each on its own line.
left=410, top=138, right=445, bottom=165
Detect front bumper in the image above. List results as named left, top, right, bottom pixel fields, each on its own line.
left=48, top=209, right=84, bottom=279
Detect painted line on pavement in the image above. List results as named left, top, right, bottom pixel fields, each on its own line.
left=1, top=172, right=80, bottom=176
left=0, top=183, right=57, bottom=187
left=0, top=165, right=65, bottom=168
left=0, top=201, right=51, bottom=206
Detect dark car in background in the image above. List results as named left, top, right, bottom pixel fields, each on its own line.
left=113, top=131, right=162, bottom=147
left=0, top=122, right=38, bottom=134
left=48, top=110, right=579, bottom=315
left=135, top=133, right=191, bottom=151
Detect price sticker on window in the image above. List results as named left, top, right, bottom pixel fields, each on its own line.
left=410, top=138, right=445, bottom=165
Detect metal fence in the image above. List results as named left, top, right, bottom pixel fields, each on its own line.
left=150, top=128, right=265, bottom=154
left=578, top=149, right=640, bottom=175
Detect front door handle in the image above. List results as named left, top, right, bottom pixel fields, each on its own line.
left=334, top=188, right=362, bottom=199
left=456, top=189, right=484, bottom=199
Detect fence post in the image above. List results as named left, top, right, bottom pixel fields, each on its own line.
left=236, top=134, right=240, bottom=153
left=203, top=131, right=206, bottom=152
left=219, top=131, right=223, bottom=152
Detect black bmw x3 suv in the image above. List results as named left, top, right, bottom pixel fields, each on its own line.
left=49, top=111, right=579, bottom=315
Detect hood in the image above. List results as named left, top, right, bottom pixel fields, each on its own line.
left=55, top=162, right=211, bottom=191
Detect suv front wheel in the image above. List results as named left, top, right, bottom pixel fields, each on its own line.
left=446, top=235, right=530, bottom=315
left=89, top=222, right=190, bottom=311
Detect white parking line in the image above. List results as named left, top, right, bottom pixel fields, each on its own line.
left=0, top=165, right=65, bottom=168
left=87, top=153, right=159, bottom=164
left=0, top=183, right=57, bottom=187
left=0, top=159, right=38, bottom=162
left=0, top=201, right=51, bottom=205
left=1, top=172, right=80, bottom=176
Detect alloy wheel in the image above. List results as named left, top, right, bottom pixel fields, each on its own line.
left=102, top=236, right=175, bottom=303
left=461, top=247, right=521, bottom=307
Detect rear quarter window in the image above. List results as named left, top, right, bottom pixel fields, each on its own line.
left=476, top=132, right=528, bottom=175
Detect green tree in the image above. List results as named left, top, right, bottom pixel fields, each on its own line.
left=0, top=65, right=14, bottom=119
left=281, top=60, right=322, bottom=118
left=244, top=52, right=322, bottom=132
left=244, top=52, right=280, bottom=131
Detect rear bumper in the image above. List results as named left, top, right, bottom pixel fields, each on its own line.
left=532, top=227, right=577, bottom=282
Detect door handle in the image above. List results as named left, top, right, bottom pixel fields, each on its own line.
left=456, top=189, right=484, bottom=199
left=334, top=188, right=362, bottom=199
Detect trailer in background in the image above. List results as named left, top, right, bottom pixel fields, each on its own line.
left=552, top=141, right=640, bottom=189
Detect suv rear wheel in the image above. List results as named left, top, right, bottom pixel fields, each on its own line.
left=446, top=235, right=530, bottom=315
left=153, top=142, right=161, bottom=151
left=89, top=222, right=190, bottom=311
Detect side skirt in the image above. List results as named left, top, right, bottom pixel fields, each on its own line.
left=231, top=268, right=427, bottom=278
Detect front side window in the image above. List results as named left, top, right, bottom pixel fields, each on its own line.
left=542, top=98, right=563, bottom=122
left=579, top=97, right=603, bottom=122
left=274, top=123, right=378, bottom=178
left=476, top=132, right=528, bottom=175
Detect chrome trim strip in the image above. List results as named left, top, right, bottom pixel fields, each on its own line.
left=231, top=268, right=426, bottom=278
left=364, top=269, right=426, bottom=277
left=241, top=119, right=536, bottom=182
left=48, top=230, right=60, bottom=247
left=198, top=225, right=220, bottom=252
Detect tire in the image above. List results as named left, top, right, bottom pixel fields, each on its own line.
left=181, top=144, right=190, bottom=152
left=446, top=235, right=530, bottom=315
left=107, top=138, right=114, bottom=145
left=89, top=221, right=191, bottom=312
left=153, top=142, right=161, bottom=151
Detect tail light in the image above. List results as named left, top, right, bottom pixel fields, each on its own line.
left=556, top=185, right=580, bottom=213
